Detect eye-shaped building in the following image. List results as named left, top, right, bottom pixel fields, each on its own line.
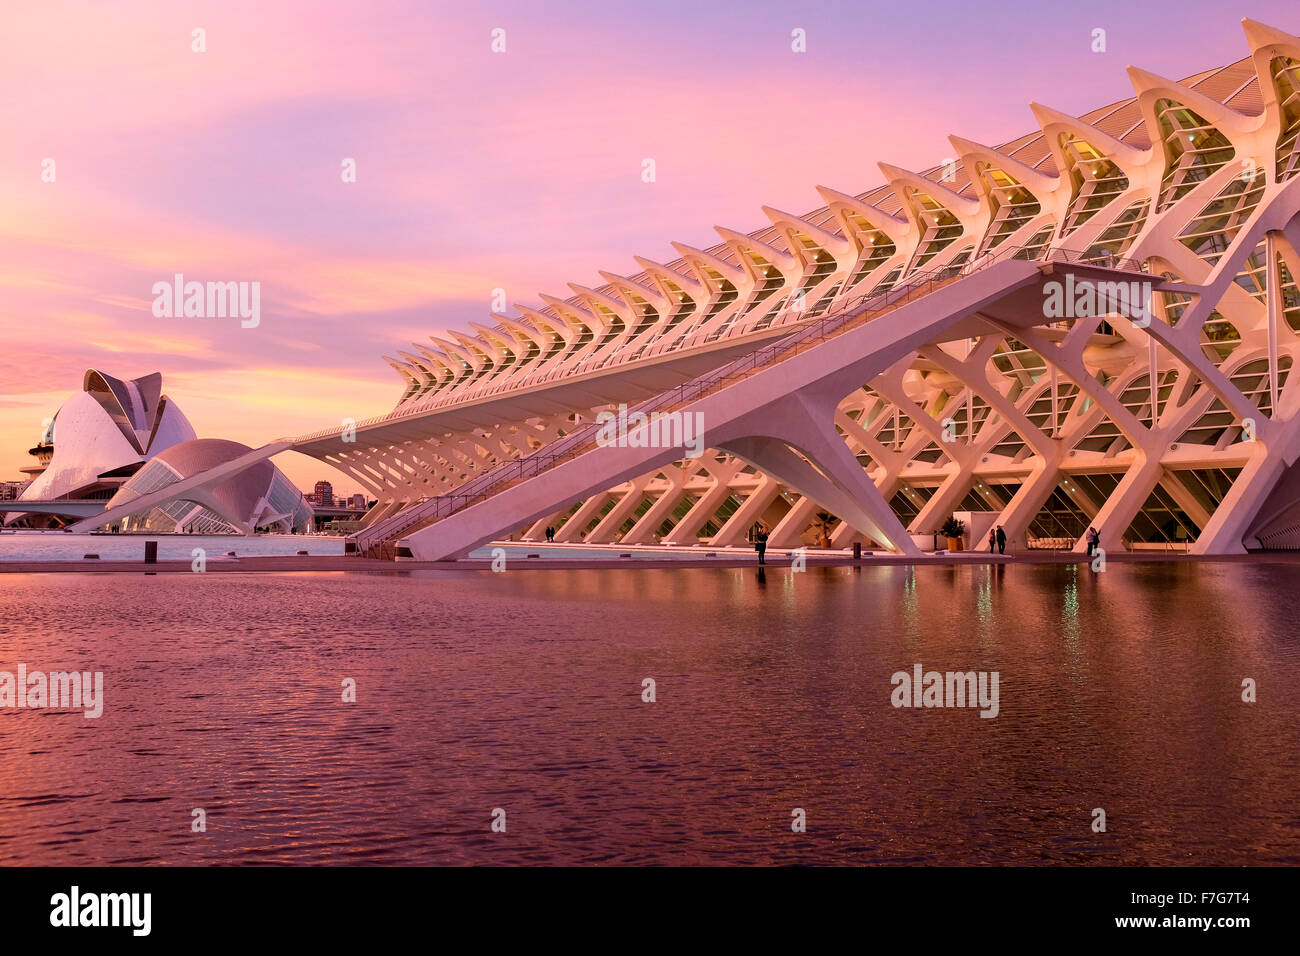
left=9, top=371, right=309, bottom=534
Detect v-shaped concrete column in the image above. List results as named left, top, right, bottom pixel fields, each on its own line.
left=710, top=475, right=783, bottom=546
left=622, top=466, right=688, bottom=543
left=720, top=391, right=920, bottom=554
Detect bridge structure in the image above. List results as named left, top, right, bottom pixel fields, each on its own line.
left=76, top=19, right=1300, bottom=558
left=1, top=499, right=106, bottom=519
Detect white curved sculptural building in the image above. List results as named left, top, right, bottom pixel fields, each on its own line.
left=6, top=370, right=196, bottom=526
left=83, top=19, right=1300, bottom=558
left=10, top=372, right=310, bottom=534
left=106, top=439, right=312, bottom=534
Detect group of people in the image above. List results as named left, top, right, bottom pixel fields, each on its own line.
left=543, top=526, right=556, bottom=542
left=986, top=525, right=1008, bottom=555
left=750, top=521, right=1103, bottom=561
left=987, top=524, right=1102, bottom=555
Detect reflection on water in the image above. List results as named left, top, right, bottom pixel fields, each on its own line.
left=0, top=562, right=1296, bottom=865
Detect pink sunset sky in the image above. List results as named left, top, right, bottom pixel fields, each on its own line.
left=1, top=0, right=1295, bottom=494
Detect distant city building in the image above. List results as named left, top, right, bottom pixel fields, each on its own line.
left=313, top=480, right=334, bottom=507
left=0, top=480, right=30, bottom=501
left=349, top=493, right=367, bottom=510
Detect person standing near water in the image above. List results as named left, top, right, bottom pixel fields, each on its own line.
left=988, top=528, right=997, bottom=553
left=996, top=525, right=1006, bottom=555
left=755, top=527, right=769, bottom=565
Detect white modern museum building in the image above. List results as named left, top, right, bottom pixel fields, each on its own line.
left=54, top=20, right=1300, bottom=559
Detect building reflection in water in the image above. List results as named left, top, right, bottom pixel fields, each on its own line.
left=2, top=561, right=1290, bottom=865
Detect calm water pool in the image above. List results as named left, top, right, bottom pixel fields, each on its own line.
left=0, top=561, right=1295, bottom=865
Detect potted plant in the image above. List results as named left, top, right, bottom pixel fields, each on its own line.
left=814, top=511, right=835, bottom=548
left=939, top=516, right=966, bottom=552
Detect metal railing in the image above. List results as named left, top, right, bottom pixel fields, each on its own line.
left=350, top=242, right=1145, bottom=554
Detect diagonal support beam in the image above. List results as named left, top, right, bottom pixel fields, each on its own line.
left=722, top=393, right=920, bottom=554
left=68, top=441, right=293, bottom=532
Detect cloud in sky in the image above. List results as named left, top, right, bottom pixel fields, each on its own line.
left=1, top=0, right=1295, bottom=489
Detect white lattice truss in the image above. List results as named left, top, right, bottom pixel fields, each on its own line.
left=76, top=19, right=1300, bottom=557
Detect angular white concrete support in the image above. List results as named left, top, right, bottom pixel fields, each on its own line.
left=555, top=492, right=614, bottom=543
left=768, top=494, right=819, bottom=549
left=1073, top=454, right=1166, bottom=553
left=587, top=477, right=651, bottom=543
left=710, top=476, right=783, bottom=547
left=995, top=461, right=1064, bottom=549
left=1191, top=449, right=1279, bottom=554
left=721, top=390, right=921, bottom=555
left=664, top=458, right=744, bottom=544
left=622, top=467, right=688, bottom=543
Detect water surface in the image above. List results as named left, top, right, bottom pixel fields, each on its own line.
left=0, top=562, right=1295, bottom=865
